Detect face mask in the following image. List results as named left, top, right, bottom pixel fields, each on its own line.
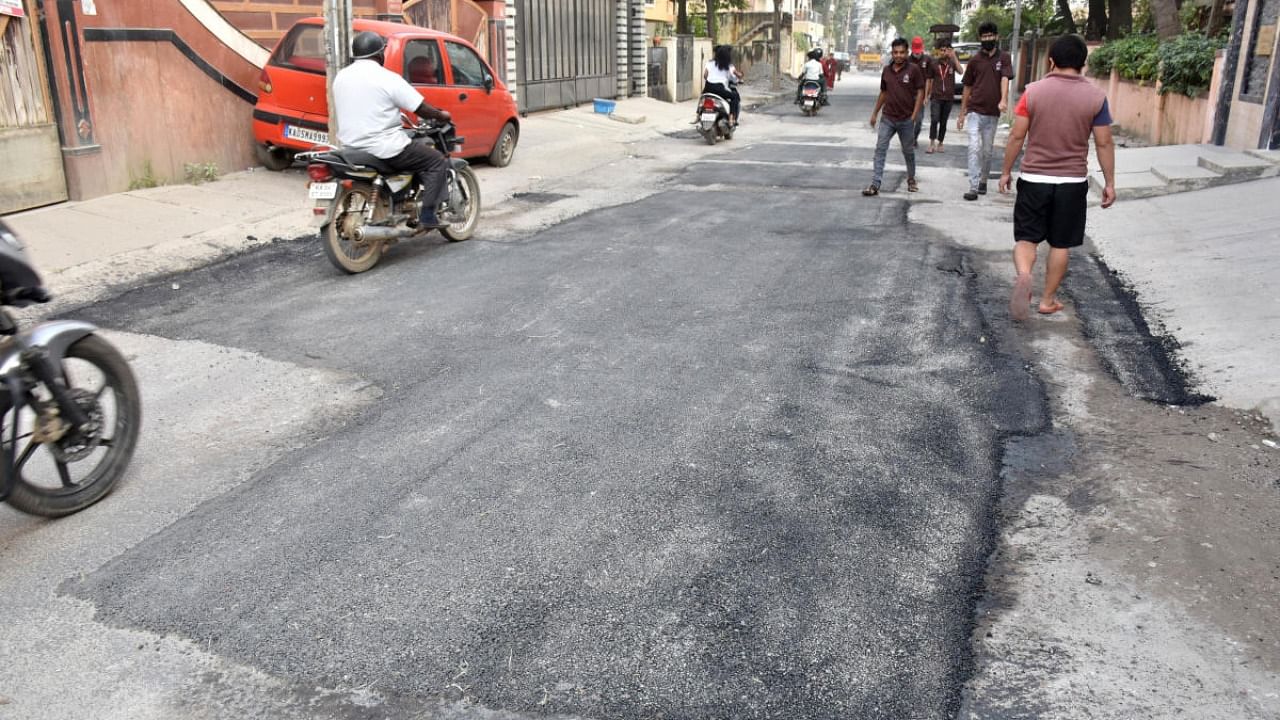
left=981, top=40, right=998, bottom=51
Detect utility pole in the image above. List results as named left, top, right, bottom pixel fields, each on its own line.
left=772, top=0, right=782, bottom=91
left=323, top=0, right=353, bottom=144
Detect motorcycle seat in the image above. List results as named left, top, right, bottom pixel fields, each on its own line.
left=331, top=149, right=399, bottom=175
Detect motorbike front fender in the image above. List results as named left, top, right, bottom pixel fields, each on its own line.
left=0, top=320, right=98, bottom=379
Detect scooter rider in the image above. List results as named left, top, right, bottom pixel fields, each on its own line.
left=796, top=48, right=828, bottom=105
left=702, top=44, right=744, bottom=127
left=333, top=31, right=453, bottom=229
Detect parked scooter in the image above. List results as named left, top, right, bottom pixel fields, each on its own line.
left=798, top=80, right=824, bottom=116
left=695, top=89, right=735, bottom=145
left=299, top=118, right=481, bottom=274
left=0, top=220, right=141, bottom=517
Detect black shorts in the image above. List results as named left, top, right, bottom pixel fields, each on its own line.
left=1013, top=178, right=1089, bottom=249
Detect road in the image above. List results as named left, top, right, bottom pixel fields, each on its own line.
left=3, top=73, right=1277, bottom=719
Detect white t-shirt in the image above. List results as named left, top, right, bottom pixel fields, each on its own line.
left=705, top=60, right=736, bottom=87
left=333, top=59, right=425, bottom=159
left=801, top=59, right=824, bottom=81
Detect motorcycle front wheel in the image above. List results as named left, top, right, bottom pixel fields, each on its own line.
left=323, top=184, right=385, bottom=274
left=4, top=335, right=141, bottom=517
left=440, top=166, right=481, bottom=243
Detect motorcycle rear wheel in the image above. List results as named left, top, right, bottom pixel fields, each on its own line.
left=323, top=184, right=385, bottom=274
left=702, top=127, right=718, bottom=145
left=440, top=166, right=481, bottom=242
left=5, top=335, right=141, bottom=517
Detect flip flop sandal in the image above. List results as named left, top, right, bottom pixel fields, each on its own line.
left=907, top=179, right=919, bottom=192
left=1038, top=301, right=1065, bottom=315
left=862, top=185, right=880, bottom=196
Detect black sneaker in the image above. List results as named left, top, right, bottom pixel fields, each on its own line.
left=977, top=182, right=988, bottom=195
left=963, top=191, right=979, bottom=201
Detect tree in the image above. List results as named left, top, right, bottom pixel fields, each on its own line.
left=1086, top=0, right=1107, bottom=39
left=676, top=0, right=690, bottom=34
left=1151, top=0, right=1181, bottom=38
left=1108, top=0, right=1132, bottom=38
left=1056, top=0, right=1079, bottom=34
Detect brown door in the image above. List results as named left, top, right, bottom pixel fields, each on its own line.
left=0, top=4, right=68, bottom=214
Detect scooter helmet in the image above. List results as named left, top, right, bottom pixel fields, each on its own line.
left=351, top=32, right=386, bottom=61
left=808, top=48, right=823, bottom=60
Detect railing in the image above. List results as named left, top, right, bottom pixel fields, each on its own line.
left=794, top=10, right=825, bottom=26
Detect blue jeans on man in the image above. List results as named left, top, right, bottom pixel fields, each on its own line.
left=872, top=116, right=916, bottom=189
left=966, top=112, right=999, bottom=193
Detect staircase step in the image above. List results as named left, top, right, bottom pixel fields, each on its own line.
left=1197, top=149, right=1276, bottom=178
left=1151, top=164, right=1221, bottom=190
left=1244, top=148, right=1280, bottom=165
left=1093, top=170, right=1168, bottom=198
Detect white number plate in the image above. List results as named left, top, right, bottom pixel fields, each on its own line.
left=284, top=124, right=330, bottom=145
left=308, top=182, right=337, bottom=200
left=701, top=113, right=718, bottom=122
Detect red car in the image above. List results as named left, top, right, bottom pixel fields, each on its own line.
left=253, top=18, right=520, bottom=170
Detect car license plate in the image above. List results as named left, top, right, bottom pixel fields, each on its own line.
left=284, top=124, right=330, bottom=145
left=308, top=182, right=337, bottom=200
left=701, top=113, right=718, bottom=122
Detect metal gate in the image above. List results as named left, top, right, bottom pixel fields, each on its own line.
left=675, top=34, right=694, bottom=102
left=515, top=0, right=617, bottom=113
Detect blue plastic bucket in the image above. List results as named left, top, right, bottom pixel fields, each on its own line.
left=593, top=98, right=617, bottom=114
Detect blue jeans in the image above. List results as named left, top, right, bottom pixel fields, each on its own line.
left=966, top=112, right=999, bottom=191
left=872, top=116, right=916, bottom=187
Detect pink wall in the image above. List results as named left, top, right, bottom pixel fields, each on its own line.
left=1087, top=69, right=1215, bottom=146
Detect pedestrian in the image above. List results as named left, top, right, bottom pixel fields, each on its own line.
left=926, top=40, right=958, bottom=154
left=907, top=36, right=936, bottom=147
left=957, top=21, right=1013, bottom=201
left=822, top=50, right=839, bottom=92
left=862, top=38, right=925, bottom=196
left=998, top=34, right=1116, bottom=320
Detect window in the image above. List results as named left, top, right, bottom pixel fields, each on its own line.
left=445, top=41, right=488, bottom=87
left=269, top=24, right=329, bottom=73
left=403, top=39, right=444, bottom=85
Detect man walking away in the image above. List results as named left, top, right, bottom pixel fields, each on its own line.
left=958, top=22, right=1013, bottom=201
left=998, top=34, right=1116, bottom=321
left=863, top=38, right=926, bottom=196
left=927, top=40, right=958, bottom=154
left=908, top=36, right=936, bottom=147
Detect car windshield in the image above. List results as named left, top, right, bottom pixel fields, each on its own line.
left=953, top=43, right=980, bottom=61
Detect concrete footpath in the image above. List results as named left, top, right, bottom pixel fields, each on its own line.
left=3, top=88, right=1278, bottom=431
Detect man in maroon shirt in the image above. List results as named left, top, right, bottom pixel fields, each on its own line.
left=998, top=34, right=1117, bottom=320
left=908, top=36, right=936, bottom=147
left=927, top=40, right=958, bottom=154
left=958, top=21, right=1014, bottom=200
left=862, top=38, right=926, bottom=196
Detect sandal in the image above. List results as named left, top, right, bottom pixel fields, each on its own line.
left=907, top=178, right=919, bottom=192
left=861, top=185, right=880, bottom=196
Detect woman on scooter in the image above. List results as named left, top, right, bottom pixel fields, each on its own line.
left=702, top=45, right=743, bottom=127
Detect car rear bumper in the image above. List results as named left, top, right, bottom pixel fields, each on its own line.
left=252, top=108, right=331, bottom=151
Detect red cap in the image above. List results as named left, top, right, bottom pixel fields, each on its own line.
left=911, top=36, right=924, bottom=53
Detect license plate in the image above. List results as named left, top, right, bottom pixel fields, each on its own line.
left=308, top=182, right=337, bottom=200
left=803, top=99, right=816, bottom=106
left=284, top=124, right=330, bottom=145
left=701, top=113, right=718, bottom=122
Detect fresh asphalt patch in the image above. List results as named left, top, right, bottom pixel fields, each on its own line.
left=67, top=171, right=1046, bottom=718
left=677, top=161, right=902, bottom=192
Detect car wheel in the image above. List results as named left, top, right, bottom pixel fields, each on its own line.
left=487, top=122, right=518, bottom=168
left=255, top=144, right=294, bottom=172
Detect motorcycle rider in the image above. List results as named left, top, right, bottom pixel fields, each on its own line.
left=796, top=48, right=828, bottom=106
left=333, top=31, right=453, bottom=229
left=702, top=44, right=744, bottom=127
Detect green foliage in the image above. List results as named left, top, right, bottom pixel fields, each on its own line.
left=1157, top=32, right=1224, bottom=96
left=128, top=161, right=161, bottom=191
left=794, top=31, right=811, bottom=52
left=1087, top=39, right=1116, bottom=76
left=1111, top=34, right=1160, bottom=83
left=1087, top=32, right=1223, bottom=96
left=183, top=161, right=219, bottom=185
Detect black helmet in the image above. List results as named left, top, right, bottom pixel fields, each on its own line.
left=351, top=31, right=386, bottom=61
left=808, top=48, right=823, bottom=60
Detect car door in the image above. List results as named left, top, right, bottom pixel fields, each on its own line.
left=397, top=37, right=456, bottom=130
left=441, top=40, right=500, bottom=156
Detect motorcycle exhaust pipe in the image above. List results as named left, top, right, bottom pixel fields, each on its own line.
left=354, top=225, right=420, bottom=242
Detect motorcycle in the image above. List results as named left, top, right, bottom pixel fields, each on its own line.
left=798, top=80, right=824, bottom=116
left=298, top=119, right=481, bottom=274
left=0, top=220, right=141, bottom=517
left=695, top=90, right=735, bottom=145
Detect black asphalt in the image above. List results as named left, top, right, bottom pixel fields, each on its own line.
left=66, top=83, right=1049, bottom=718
